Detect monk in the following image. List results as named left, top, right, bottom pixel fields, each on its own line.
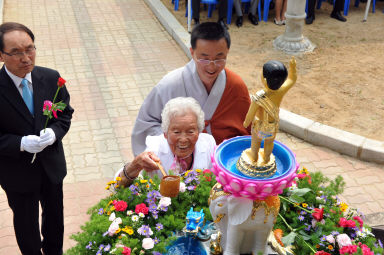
left=131, top=22, right=251, bottom=156
left=243, top=58, right=297, bottom=164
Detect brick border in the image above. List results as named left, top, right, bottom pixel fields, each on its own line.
left=143, top=0, right=384, bottom=164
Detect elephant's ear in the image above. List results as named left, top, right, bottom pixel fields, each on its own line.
left=228, top=196, right=253, bottom=225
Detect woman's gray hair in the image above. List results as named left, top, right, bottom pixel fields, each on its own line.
left=161, top=97, right=205, bottom=133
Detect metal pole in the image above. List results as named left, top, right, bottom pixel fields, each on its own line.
left=188, top=0, right=192, bottom=32
left=363, top=0, right=371, bottom=21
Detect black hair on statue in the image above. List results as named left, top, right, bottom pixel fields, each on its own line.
left=263, top=60, right=288, bottom=90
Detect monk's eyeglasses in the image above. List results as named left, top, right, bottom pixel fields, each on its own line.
left=197, top=59, right=226, bottom=66
left=2, top=46, right=36, bottom=59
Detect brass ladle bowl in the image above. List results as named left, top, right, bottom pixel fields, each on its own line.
left=156, top=162, right=180, bottom=197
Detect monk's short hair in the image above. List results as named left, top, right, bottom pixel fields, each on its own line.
left=190, top=22, right=231, bottom=49
left=263, top=60, right=288, bottom=90
left=0, top=22, right=35, bottom=51
left=161, top=97, right=205, bottom=133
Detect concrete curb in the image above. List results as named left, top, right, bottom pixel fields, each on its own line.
left=144, top=0, right=384, bottom=164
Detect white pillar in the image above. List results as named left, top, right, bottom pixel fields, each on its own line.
left=273, top=0, right=315, bottom=54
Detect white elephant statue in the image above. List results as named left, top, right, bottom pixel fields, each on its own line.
left=209, top=183, right=280, bottom=255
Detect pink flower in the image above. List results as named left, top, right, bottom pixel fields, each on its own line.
left=113, top=200, right=128, bottom=212
left=43, top=100, right=52, bottom=111
left=142, top=237, right=154, bottom=250
left=122, top=247, right=131, bottom=255
left=353, top=216, right=364, bottom=229
left=339, top=245, right=358, bottom=254
left=339, top=218, right=356, bottom=228
left=336, top=233, right=352, bottom=248
left=359, top=244, right=374, bottom=255
left=135, top=203, right=149, bottom=215
left=43, top=100, right=62, bottom=118
left=326, top=234, right=335, bottom=244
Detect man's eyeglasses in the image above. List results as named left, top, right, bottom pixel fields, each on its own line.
left=197, top=58, right=226, bottom=66
left=2, top=46, right=36, bottom=58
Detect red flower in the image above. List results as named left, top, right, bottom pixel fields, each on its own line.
left=203, top=169, right=211, bottom=174
left=113, top=200, right=128, bottom=212
left=312, top=208, right=324, bottom=221
left=57, top=77, right=66, bottom=88
left=314, top=251, right=331, bottom=255
left=339, top=245, right=358, bottom=254
left=135, top=203, right=149, bottom=215
left=122, top=247, right=131, bottom=255
left=297, top=173, right=312, bottom=184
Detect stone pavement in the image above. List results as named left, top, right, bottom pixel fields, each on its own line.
left=0, top=0, right=383, bottom=254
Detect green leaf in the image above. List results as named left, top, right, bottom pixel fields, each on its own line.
left=289, top=194, right=305, bottom=204
left=281, top=231, right=297, bottom=247
left=298, top=230, right=312, bottom=240
left=291, top=188, right=311, bottom=197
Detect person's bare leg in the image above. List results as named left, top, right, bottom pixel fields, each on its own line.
left=282, top=0, right=288, bottom=21
left=275, top=0, right=283, bottom=22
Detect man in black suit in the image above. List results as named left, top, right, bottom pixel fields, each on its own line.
left=0, top=22, right=73, bottom=255
left=306, top=0, right=347, bottom=24
left=192, top=0, right=228, bottom=29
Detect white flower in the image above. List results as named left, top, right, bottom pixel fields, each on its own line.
left=114, top=217, right=122, bottom=225
left=158, top=197, right=172, bottom=209
left=336, top=233, right=352, bottom=248
left=179, top=182, right=186, bottom=192
left=142, top=237, right=155, bottom=250
left=311, top=219, right=317, bottom=228
left=109, top=212, right=116, bottom=221
left=139, top=212, right=145, bottom=218
left=326, top=234, right=335, bottom=244
left=132, top=215, right=139, bottom=222
left=126, top=210, right=133, bottom=216
left=316, top=196, right=325, bottom=203
left=211, top=233, right=217, bottom=241
left=356, top=227, right=374, bottom=239
left=107, top=221, right=120, bottom=236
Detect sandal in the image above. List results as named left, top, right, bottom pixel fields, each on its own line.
left=274, top=18, right=282, bottom=25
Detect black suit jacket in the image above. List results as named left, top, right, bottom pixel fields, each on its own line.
left=0, top=66, right=74, bottom=192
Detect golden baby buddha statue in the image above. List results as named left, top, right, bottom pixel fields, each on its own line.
left=237, top=57, right=297, bottom=178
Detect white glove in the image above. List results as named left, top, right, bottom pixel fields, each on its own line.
left=39, top=128, right=56, bottom=148
left=21, top=135, right=44, bottom=153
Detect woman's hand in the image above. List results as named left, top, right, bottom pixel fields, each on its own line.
left=118, top=151, right=161, bottom=187
left=125, top=151, right=160, bottom=178
left=132, top=151, right=160, bottom=173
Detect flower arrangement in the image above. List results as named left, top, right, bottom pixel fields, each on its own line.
left=66, top=169, right=215, bottom=255
left=31, top=77, right=68, bottom=163
left=274, top=168, right=383, bottom=255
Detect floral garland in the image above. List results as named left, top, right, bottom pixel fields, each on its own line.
left=274, top=168, right=384, bottom=255
left=66, top=169, right=215, bottom=255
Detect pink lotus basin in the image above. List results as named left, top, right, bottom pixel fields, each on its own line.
left=211, top=136, right=299, bottom=200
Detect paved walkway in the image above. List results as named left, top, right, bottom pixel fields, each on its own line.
left=0, top=0, right=383, bottom=254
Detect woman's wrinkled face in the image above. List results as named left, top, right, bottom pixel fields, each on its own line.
left=165, top=111, right=199, bottom=159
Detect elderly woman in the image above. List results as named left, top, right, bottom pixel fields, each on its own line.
left=118, top=97, right=216, bottom=186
